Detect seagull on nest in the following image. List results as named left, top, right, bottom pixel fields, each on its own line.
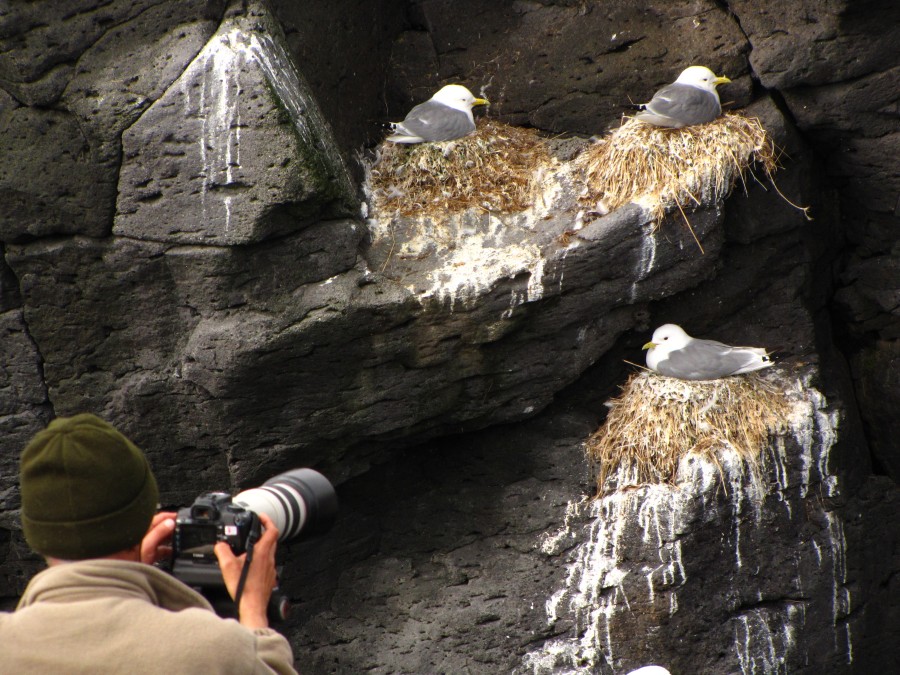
left=635, top=66, right=731, bottom=128
left=386, top=84, right=489, bottom=144
left=643, top=323, right=773, bottom=380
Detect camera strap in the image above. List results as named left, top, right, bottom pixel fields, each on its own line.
left=233, top=531, right=259, bottom=620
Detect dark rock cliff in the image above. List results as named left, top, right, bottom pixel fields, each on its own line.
left=1, top=0, right=897, bottom=672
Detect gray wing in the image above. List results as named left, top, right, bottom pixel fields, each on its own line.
left=635, top=83, right=721, bottom=128
left=390, top=100, right=475, bottom=142
left=655, top=338, right=771, bottom=380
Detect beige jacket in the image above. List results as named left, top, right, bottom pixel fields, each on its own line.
left=0, top=559, right=297, bottom=674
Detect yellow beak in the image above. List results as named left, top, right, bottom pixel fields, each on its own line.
left=473, top=97, right=490, bottom=107
left=713, top=75, right=731, bottom=86
left=642, top=341, right=656, bottom=350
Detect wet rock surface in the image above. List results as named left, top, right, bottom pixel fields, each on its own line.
left=0, top=0, right=898, bottom=671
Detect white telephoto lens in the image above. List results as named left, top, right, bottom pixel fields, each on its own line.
left=233, top=485, right=308, bottom=541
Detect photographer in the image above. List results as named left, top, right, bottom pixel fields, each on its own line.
left=0, top=413, right=298, bottom=675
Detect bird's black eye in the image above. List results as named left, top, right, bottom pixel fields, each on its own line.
left=663, top=336, right=669, bottom=340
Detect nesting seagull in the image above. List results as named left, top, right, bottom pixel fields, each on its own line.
left=643, top=324, right=773, bottom=380
left=635, top=66, right=731, bottom=128
left=386, top=84, right=489, bottom=144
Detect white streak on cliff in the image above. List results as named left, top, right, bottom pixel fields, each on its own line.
left=190, top=29, right=245, bottom=218
left=629, top=225, right=658, bottom=302
left=768, top=438, right=793, bottom=519
left=733, top=604, right=804, bottom=675
left=176, top=22, right=351, bottom=235
left=785, top=375, right=840, bottom=499
left=529, top=485, right=693, bottom=671
left=367, top=161, right=576, bottom=312
left=825, top=511, right=852, bottom=663
left=539, top=497, right=588, bottom=556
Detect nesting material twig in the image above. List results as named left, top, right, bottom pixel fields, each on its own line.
left=370, top=119, right=552, bottom=217
left=578, top=114, right=783, bottom=224
left=585, top=371, right=790, bottom=494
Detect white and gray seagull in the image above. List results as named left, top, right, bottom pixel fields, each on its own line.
left=643, top=323, right=773, bottom=380
left=635, top=65, right=731, bottom=128
left=386, top=84, right=489, bottom=144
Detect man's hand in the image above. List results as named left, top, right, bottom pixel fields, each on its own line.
left=214, top=512, right=280, bottom=630
left=141, top=511, right=176, bottom=565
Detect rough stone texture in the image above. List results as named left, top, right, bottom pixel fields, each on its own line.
left=0, top=307, right=48, bottom=503
left=115, top=3, right=356, bottom=245
left=0, top=250, right=49, bottom=602
left=284, top=381, right=603, bottom=674
left=0, top=90, right=115, bottom=241
left=515, top=368, right=891, bottom=674
left=724, top=0, right=899, bottom=90
left=378, top=0, right=900, bottom=479
left=0, top=0, right=898, bottom=670
left=280, top=365, right=900, bottom=674
left=60, top=0, right=226, bottom=165
left=5, top=194, right=724, bottom=493
left=270, top=0, right=408, bottom=158
left=0, top=0, right=178, bottom=106
left=721, top=0, right=900, bottom=484
left=389, top=0, right=754, bottom=137
left=4, top=219, right=363, bottom=490
left=0, top=1, right=226, bottom=242
left=0, top=253, right=50, bottom=505
left=835, top=240, right=900, bottom=339
left=849, top=341, right=900, bottom=479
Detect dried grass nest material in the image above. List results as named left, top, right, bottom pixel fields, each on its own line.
left=370, top=119, right=552, bottom=217
left=585, top=370, right=790, bottom=494
left=578, top=113, right=781, bottom=223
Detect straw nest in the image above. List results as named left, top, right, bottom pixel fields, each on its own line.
left=370, top=119, right=552, bottom=217
left=585, top=370, right=790, bottom=494
left=578, top=113, right=781, bottom=223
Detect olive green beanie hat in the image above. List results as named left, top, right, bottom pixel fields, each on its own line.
left=20, top=413, right=159, bottom=560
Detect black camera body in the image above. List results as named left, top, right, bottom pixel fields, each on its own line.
left=171, top=492, right=262, bottom=589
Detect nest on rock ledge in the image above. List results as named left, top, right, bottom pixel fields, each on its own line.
left=578, top=114, right=787, bottom=225
left=586, top=370, right=790, bottom=495
left=370, top=119, right=552, bottom=217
